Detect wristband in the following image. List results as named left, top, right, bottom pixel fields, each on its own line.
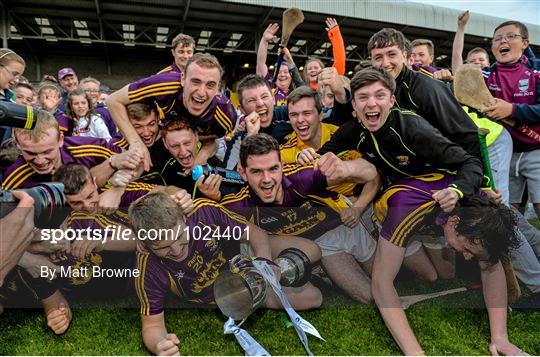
left=288, top=64, right=297, bottom=71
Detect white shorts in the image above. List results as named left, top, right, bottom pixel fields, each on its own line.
left=314, top=223, right=377, bottom=263
left=404, top=235, right=447, bottom=257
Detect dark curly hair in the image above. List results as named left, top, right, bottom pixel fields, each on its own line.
left=453, top=196, right=521, bottom=265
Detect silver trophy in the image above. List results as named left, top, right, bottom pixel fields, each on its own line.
left=214, top=248, right=311, bottom=320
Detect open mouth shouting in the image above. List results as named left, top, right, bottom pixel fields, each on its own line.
left=296, top=124, right=310, bottom=139
left=363, top=111, right=382, bottom=130
left=177, top=153, right=194, bottom=168
left=259, top=183, right=275, bottom=200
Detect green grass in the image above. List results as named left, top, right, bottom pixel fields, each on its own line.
left=1, top=280, right=539, bottom=356
left=1, top=218, right=538, bottom=355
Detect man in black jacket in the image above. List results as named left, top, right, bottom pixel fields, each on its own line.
left=298, top=67, right=525, bottom=357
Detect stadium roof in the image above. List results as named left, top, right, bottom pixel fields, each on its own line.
left=2, top=0, right=539, bottom=73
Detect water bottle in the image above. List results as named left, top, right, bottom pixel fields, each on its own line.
left=192, top=164, right=245, bottom=186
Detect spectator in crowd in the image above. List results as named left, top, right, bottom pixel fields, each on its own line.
left=256, top=24, right=303, bottom=106
left=482, top=20, right=540, bottom=220
left=452, top=11, right=491, bottom=73
left=36, top=81, right=70, bottom=134
left=57, top=67, right=79, bottom=112
left=14, top=82, right=35, bottom=107
left=221, top=74, right=292, bottom=170
left=80, top=77, right=118, bottom=137
left=66, top=88, right=112, bottom=140
left=411, top=38, right=436, bottom=68
left=156, top=33, right=195, bottom=78
left=1, top=48, right=25, bottom=143
left=303, top=18, right=346, bottom=90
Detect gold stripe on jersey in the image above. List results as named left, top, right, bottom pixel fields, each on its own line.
left=112, top=138, right=129, bottom=149
left=220, top=186, right=250, bottom=205
left=135, top=253, right=151, bottom=316
left=2, top=163, right=33, bottom=190
left=124, top=182, right=156, bottom=192
left=282, top=164, right=314, bottom=176
left=214, top=107, right=233, bottom=134
left=192, top=198, right=247, bottom=224
left=392, top=200, right=436, bottom=247
left=280, top=136, right=298, bottom=150
left=157, top=66, right=172, bottom=74
left=67, top=144, right=117, bottom=155
left=128, top=83, right=181, bottom=102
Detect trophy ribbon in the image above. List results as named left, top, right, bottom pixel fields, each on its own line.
left=224, top=317, right=271, bottom=356
left=252, top=260, right=325, bottom=356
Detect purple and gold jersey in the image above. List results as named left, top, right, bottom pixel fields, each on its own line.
left=2, top=136, right=123, bottom=190
left=95, top=102, right=120, bottom=139
left=55, top=182, right=154, bottom=290
left=222, top=165, right=348, bottom=240
left=156, top=62, right=182, bottom=77
left=135, top=199, right=247, bottom=315
left=54, top=108, right=70, bottom=134
left=264, top=73, right=288, bottom=106
left=127, top=72, right=236, bottom=138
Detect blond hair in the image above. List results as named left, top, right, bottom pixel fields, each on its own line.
left=14, top=111, right=60, bottom=143
left=0, top=48, right=25, bottom=67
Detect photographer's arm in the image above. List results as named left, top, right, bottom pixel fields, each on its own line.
left=0, top=191, right=36, bottom=286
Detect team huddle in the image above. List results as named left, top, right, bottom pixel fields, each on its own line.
left=0, top=10, right=539, bottom=356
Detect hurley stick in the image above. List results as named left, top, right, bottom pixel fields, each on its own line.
left=400, top=287, right=467, bottom=309
left=273, top=7, right=304, bottom=82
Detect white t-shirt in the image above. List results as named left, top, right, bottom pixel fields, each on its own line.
left=74, top=114, right=112, bottom=141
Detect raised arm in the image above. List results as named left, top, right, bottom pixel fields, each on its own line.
left=326, top=18, right=346, bottom=75
left=257, top=24, right=279, bottom=78
left=452, top=10, right=470, bottom=74
left=106, top=86, right=152, bottom=171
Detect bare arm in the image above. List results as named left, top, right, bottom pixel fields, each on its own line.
left=316, top=153, right=377, bottom=186
left=107, top=85, right=152, bottom=171
left=0, top=191, right=35, bottom=285
left=354, top=172, right=382, bottom=211
left=372, top=238, right=423, bottom=355
left=480, top=261, right=526, bottom=355
left=257, top=24, right=279, bottom=78
left=452, top=10, right=469, bottom=74
left=141, top=313, right=180, bottom=355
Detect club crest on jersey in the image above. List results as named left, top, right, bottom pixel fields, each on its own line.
left=396, top=155, right=410, bottom=166
left=519, top=79, right=529, bottom=92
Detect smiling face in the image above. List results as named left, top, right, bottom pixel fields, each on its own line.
left=15, top=86, right=35, bottom=106
left=239, top=84, right=275, bottom=128
left=16, top=127, right=64, bottom=175
left=491, top=24, right=528, bottom=64
left=275, top=64, right=292, bottom=91
left=370, top=45, right=407, bottom=79
left=352, top=81, right=395, bottom=132
left=131, top=111, right=159, bottom=147
left=288, top=97, right=322, bottom=146
left=65, top=178, right=100, bottom=213
left=0, top=61, right=24, bottom=90
left=411, top=44, right=434, bottom=67
left=163, top=128, right=198, bottom=169
left=80, top=81, right=100, bottom=106
left=172, top=45, right=194, bottom=72
left=306, top=60, right=323, bottom=83
left=182, top=62, right=221, bottom=117
left=467, top=51, right=490, bottom=68
left=59, top=74, right=79, bottom=92
left=148, top=221, right=190, bottom=262
left=69, top=95, right=90, bottom=118
left=239, top=151, right=284, bottom=204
